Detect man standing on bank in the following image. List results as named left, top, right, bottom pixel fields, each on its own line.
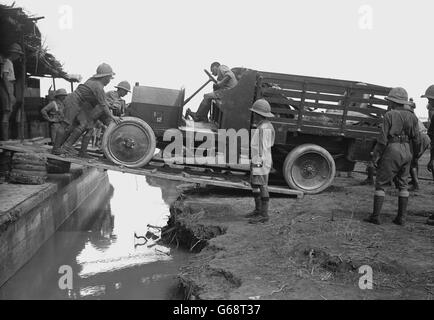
left=0, top=43, right=24, bottom=141
left=364, top=87, right=421, bottom=226
left=186, top=62, right=238, bottom=122
left=41, top=88, right=68, bottom=146
left=245, top=99, right=275, bottom=224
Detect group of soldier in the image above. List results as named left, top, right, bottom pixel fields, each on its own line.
left=361, top=86, right=434, bottom=227
left=2, top=49, right=434, bottom=226
left=39, top=62, right=434, bottom=227
left=184, top=62, right=434, bottom=226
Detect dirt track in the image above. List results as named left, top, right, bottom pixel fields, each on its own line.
left=163, top=152, right=434, bottom=300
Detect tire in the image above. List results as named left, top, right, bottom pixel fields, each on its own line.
left=102, top=117, right=156, bottom=168
left=283, top=144, right=336, bottom=194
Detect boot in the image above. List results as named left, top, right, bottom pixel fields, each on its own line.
left=364, top=194, right=384, bottom=225
left=393, top=196, right=408, bottom=226
left=244, top=195, right=262, bottom=218
left=79, top=133, right=93, bottom=159
left=409, top=167, right=420, bottom=191
left=59, top=127, right=83, bottom=156
left=1, top=122, right=9, bottom=141
left=361, top=166, right=375, bottom=185
left=249, top=199, right=270, bottom=224
left=52, top=126, right=69, bottom=155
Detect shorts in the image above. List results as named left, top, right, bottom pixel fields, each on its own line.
left=375, top=143, right=412, bottom=190
left=250, top=173, right=269, bottom=186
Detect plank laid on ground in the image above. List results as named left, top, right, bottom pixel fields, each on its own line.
left=0, top=142, right=303, bottom=198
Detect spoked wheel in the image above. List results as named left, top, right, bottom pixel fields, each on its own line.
left=102, top=117, right=156, bottom=168
left=283, top=144, right=336, bottom=194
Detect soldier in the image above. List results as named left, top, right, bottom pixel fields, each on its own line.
left=364, top=87, right=420, bottom=226
left=404, top=99, right=430, bottom=191
left=186, top=62, right=238, bottom=122
left=78, top=81, right=130, bottom=158
left=422, top=86, right=434, bottom=225
left=41, top=88, right=68, bottom=145
left=53, top=63, right=120, bottom=156
left=425, top=86, right=434, bottom=128
left=0, top=43, right=24, bottom=141
left=107, top=81, right=130, bottom=117
left=245, top=99, right=275, bottom=224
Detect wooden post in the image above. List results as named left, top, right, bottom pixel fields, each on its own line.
left=19, top=35, right=27, bottom=141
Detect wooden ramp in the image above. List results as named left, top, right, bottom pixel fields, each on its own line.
left=0, top=141, right=304, bottom=198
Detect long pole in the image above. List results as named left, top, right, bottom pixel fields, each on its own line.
left=182, top=79, right=213, bottom=107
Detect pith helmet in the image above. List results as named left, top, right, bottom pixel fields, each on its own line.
left=92, top=63, right=115, bottom=79
left=114, top=81, right=131, bottom=92
left=8, top=43, right=24, bottom=55
left=54, top=88, right=68, bottom=97
left=421, top=85, right=434, bottom=100
left=250, top=99, right=274, bottom=118
left=385, top=87, right=410, bottom=105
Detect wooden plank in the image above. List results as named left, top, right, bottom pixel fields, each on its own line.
left=263, top=87, right=346, bottom=102
left=351, top=86, right=390, bottom=96
left=262, top=77, right=348, bottom=95
left=259, top=71, right=358, bottom=87
left=0, top=143, right=303, bottom=198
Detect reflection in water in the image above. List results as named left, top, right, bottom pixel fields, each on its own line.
left=0, top=172, right=189, bottom=300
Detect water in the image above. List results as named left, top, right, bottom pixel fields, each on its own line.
left=0, top=171, right=190, bottom=300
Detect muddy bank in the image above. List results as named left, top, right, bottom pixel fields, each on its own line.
left=162, top=166, right=434, bottom=300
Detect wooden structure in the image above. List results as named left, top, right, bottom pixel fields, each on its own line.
left=0, top=4, right=78, bottom=141
left=0, top=140, right=304, bottom=198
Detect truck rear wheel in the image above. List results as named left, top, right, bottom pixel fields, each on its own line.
left=102, top=117, right=156, bottom=168
left=283, top=144, right=336, bottom=194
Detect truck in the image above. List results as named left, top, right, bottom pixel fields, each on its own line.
left=101, top=68, right=391, bottom=195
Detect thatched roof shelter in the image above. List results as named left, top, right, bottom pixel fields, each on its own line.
left=0, top=3, right=77, bottom=81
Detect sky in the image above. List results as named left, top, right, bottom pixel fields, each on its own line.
left=5, top=0, right=434, bottom=118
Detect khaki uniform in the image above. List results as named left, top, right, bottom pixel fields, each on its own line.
left=250, top=120, right=275, bottom=186
left=1, top=57, right=16, bottom=140
left=195, top=65, right=238, bottom=121
left=106, top=90, right=126, bottom=117
left=375, top=108, right=421, bottom=191
left=63, top=79, right=111, bottom=129
left=41, top=99, right=65, bottom=144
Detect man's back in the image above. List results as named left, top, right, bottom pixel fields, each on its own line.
left=217, top=65, right=238, bottom=90
left=379, top=109, right=419, bottom=145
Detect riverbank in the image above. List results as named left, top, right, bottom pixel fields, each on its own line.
left=0, top=164, right=108, bottom=287
left=163, top=160, right=434, bottom=300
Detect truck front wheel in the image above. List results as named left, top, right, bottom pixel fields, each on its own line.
left=102, top=117, right=156, bottom=168
left=283, top=144, right=336, bottom=194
